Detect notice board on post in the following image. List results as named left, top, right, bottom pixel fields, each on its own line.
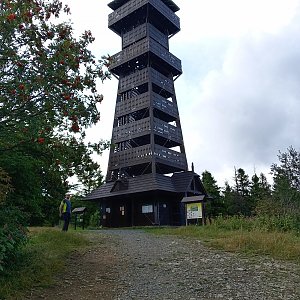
left=186, top=202, right=202, bottom=220
left=181, top=195, right=205, bottom=225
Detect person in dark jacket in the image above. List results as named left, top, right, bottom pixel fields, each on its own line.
left=59, top=194, right=72, bottom=231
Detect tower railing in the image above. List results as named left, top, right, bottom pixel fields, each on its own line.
left=122, top=23, right=169, bottom=49
left=118, top=68, right=149, bottom=93
left=109, top=144, right=186, bottom=170
left=118, top=68, right=174, bottom=95
left=151, top=68, right=174, bottom=94
left=112, top=115, right=182, bottom=144
left=148, top=24, right=169, bottom=49
left=116, top=92, right=150, bottom=117
left=108, top=0, right=180, bottom=32
left=115, top=91, right=178, bottom=119
left=110, top=37, right=182, bottom=75
left=153, top=117, right=182, bottom=143
left=109, top=144, right=153, bottom=169
left=112, top=117, right=151, bottom=143
left=152, top=93, right=178, bottom=117
left=154, top=145, right=187, bottom=168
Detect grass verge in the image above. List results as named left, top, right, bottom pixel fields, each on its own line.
left=0, top=227, right=89, bottom=300
left=145, top=225, right=300, bottom=263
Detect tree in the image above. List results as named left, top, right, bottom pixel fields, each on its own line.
left=222, top=180, right=239, bottom=216
left=270, top=147, right=300, bottom=216
left=201, top=171, right=225, bottom=219
left=234, top=167, right=250, bottom=197
left=223, top=168, right=253, bottom=216
left=0, top=0, right=110, bottom=224
left=234, top=168, right=253, bottom=215
left=271, top=146, right=300, bottom=191
left=1, top=0, right=109, bottom=142
left=250, top=173, right=272, bottom=216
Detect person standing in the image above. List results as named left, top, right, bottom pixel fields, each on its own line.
left=59, top=194, right=72, bottom=231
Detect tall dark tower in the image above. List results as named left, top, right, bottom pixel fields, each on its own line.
left=106, top=0, right=187, bottom=181
left=86, top=0, right=207, bottom=227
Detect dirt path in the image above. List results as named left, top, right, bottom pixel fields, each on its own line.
left=26, top=232, right=120, bottom=300
left=26, top=229, right=300, bottom=300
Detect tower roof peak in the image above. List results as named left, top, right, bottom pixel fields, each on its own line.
left=108, top=0, right=180, bottom=13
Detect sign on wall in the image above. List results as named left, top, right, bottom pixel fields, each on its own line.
left=186, top=203, right=202, bottom=219
left=142, top=204, right=153, bottom=214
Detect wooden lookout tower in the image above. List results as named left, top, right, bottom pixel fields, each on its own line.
left=86, top=0, right=208, bottom=227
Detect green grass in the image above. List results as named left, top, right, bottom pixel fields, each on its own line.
left=145, top=224, right=300, bottom=263
left=211, top=230, right=300, bottom=261
left=0, top=227, right=89, bottom=300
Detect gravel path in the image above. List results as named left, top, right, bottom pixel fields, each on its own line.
left=107, top=230, right=300, bottom=300
left=26, top=229, right=300, bottom=300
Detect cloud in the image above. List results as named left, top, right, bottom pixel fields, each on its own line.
left=182, top=11, right=300, bottom=184
left=176, top=0, right=299, bottom=39
left=61, top=0, right=300, bottom=186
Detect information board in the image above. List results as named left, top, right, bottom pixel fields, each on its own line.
left=186, top=203, right=202, bottom=219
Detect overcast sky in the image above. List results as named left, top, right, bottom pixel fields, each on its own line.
left=61, top=0, right=300, bottom=187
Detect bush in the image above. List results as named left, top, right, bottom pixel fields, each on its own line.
left=89, top=210, right=100, bottom=228
left=0, top=207, right=28, bottom=272
left=256, top=214, right=300, bottom=233
left=211, top=215, right=300, bottom=234
left=0, top=168, right=12, bottom=205
left=212, top=215, right=254, bottom=231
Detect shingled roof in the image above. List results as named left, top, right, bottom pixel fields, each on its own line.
left=108, top=0, right=180, bottom=12
left=85, top=171, right=206, bottom=201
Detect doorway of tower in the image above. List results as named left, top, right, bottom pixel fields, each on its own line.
left=158, top=202, right=170, bottom=226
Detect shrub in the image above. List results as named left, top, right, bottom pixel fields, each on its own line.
left=212, top=215, right=254, bottom=231
left=211, top=215, right=300, bottom=234
left=89, top=210, right=100, bottom=228
left=0, top=207, right=28, bottom=272
left=256, top=214, right=300, bottom=233
left=0, top=168, right=12, bottom=205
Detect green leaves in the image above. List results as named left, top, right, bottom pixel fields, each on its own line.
left=1, top=0, right=110, bottom=144
left=0, top=0, right=110, bottom=229
left=0, top=207, right=28, bottom=273
left=0, top=0, right=110, bottom=194
left=0, top=168, right=13, bottom=204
